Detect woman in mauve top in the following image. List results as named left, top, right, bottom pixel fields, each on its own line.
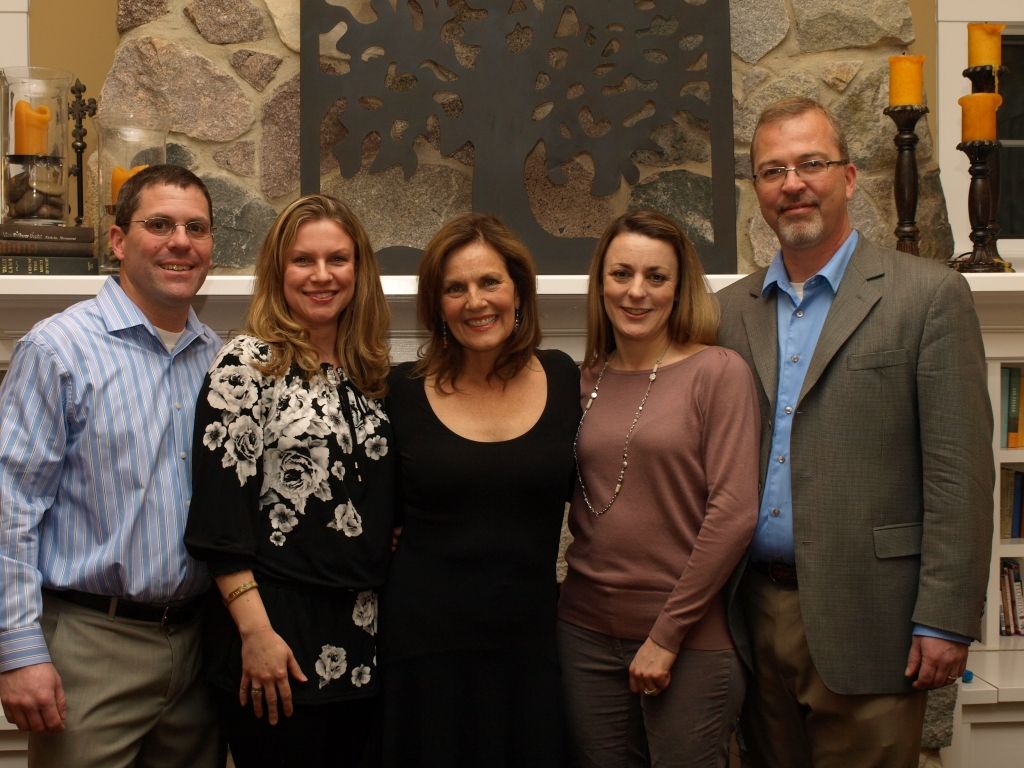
left=559, top=209, right=760, bottom=768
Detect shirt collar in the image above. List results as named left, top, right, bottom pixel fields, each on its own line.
left=761, top=229, right=860, bottom=299
left=96, top=276, right=211, bottom=349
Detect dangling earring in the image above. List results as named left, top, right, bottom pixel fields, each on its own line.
left=513, top=306, right=521, bottom=332
left=441, top=320, right=448, bottom=349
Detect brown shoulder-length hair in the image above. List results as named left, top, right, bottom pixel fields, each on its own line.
left=246, top=194, right=390, bottom=399
left=414, top=213, right=541, bottom=391
left=583, top=209, right=718, bottom=368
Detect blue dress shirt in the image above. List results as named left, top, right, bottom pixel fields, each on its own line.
left=0, top=278, right=221, bottom=671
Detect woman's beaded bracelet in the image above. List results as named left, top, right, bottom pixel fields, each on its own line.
left=223, top=580, right=258, bottom=606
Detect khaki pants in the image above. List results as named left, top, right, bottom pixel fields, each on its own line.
left=739, top=570, right=927, bottom=768
left=29, top=592, right=223, bottom=768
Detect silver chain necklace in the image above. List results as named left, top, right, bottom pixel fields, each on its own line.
left=573, top=346, right=668, bottom=516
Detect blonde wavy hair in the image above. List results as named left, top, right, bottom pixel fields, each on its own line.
left=246, top=194, right=390, bottom=399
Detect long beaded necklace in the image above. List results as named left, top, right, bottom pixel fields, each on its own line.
left=573, top=345, right=669, bottom=516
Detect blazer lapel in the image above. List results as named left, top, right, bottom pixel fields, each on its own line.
left=740, top=281, right=779, bottom=408
left=798, top=241, right=885, bottom=403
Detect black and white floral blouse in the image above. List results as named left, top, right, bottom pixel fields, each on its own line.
left=186, top=334, right=397, bottom=704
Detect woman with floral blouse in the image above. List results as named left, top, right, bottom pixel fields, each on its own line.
left=185, top=194, right=396, bottom=767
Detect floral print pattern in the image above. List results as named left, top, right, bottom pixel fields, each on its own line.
left=190, top=334, right=395, bottom=701
left=201, top=336, right=390, bottom=547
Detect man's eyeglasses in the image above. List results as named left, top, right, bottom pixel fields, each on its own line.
left=753, top=159, right=848, bottom=186
left=129, top=217, right=213, bottom=240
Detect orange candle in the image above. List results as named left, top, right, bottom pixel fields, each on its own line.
left=888, top=55, right=925, bottom=106
left=14, top=100, right=51, bottom=155
left=111, top=164, right=148, bottom=205
left=958, top=93, right=1002, bottom=142
left=967, top=22, right=1005, bottom=68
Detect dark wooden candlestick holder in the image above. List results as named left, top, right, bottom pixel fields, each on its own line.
left=949, top=140, right=1006, bottom=273
left=960, top=65, right=1011, bottom=271
left=883, top=105, right=928, bottom=256
left=68, top=79, right=97, bottom=227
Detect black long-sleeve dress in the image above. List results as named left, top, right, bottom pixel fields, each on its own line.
left=380, top=348, right=580, bottom=768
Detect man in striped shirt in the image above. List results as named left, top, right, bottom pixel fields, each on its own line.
left=0, top=165, right=224, bottom=767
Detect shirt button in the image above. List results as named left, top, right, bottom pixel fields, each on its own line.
left=784, top=406, right=793, bottom=415
left=770, top=508, right=781, bottom=517
left=795, top=310, right=804, bottom=318
left=174, top=402, right=182, bottom=410
left=790, top=354, right=800, bottom=363
left=777, top=455, right=786, bottom=464
left=180, top=452, right=187, bottom=460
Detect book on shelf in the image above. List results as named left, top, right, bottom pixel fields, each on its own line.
left=1001, top=562, right=1017, bottom=635
left=1013, top=561, right=1024, bottom=638
left=0, top=256, right=100, bottom=275
left=0, top=238, right=95, bottom=257
left=1013, top=471, right=1024, bottom=540
left=1008, top=367, right=1022, bottom=449
left=1003, top=368, right=1011, bottom=449
left=0, top=223, right=95, bottom=243
left=1001, top=466, right=1016, bottom=539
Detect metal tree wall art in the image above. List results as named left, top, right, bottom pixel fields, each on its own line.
left=301, top=0, right=735, bottom=274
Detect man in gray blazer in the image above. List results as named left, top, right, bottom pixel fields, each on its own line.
left=717, top=97, right=993, bottom=768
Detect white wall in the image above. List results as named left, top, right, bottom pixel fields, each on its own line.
left=0, top=1, right=29, bottom=67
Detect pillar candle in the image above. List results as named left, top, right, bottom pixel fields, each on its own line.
left=13, top=100, right=51, bottom=155
left=111, top=164, right=148, bottom=205
left=888, top=54, right=925, bottom=106
left=958, top=93, right=1002, bottom=142
left=967, top=23, right=1005, bottom=69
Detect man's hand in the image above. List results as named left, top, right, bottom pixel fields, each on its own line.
left=0, top=663, right=66, bottom=732
left=904, top=635, right=968, bottom=690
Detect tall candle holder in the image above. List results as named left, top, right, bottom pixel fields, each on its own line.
left=883, top=105, right=928, bottom=255
left=950, top=64, right=1012, bottom=272
left=1, top=67, right=73, bottom=226
left=68, top=80, right=97, bottom=227
left=949, top=140, right=1002, bottom=272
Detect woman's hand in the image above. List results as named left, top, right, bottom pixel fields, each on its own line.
left=629, top=637, right=677, bottom=697
left=238, top=626, right=307, bottom=725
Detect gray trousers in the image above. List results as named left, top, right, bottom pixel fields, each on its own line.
left=558, top=620, right=744, bottom=768
left=29, top=592, right=223, bottom=768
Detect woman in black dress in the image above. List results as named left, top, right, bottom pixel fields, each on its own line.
left=185, top=194, right=395, bottom=767
left=381, top=213, right=579, bottom=767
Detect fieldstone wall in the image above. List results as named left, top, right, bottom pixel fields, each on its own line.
left=99, top=0, right=951, bottom=273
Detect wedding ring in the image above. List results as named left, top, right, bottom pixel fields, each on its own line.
left=251, top=686, right=263, bottom=696
left=642, top=688, right=656, bottom=695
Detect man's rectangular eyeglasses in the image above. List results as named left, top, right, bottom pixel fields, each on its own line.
left=753, top=159, right=848, bottom=185
left=130, top=217, right=213, bottom=240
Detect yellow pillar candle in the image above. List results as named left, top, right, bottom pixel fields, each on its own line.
left=967, top=22, right=1005, bottom=68
left=111, top=164, right=148, bottom=205
left=14, top=100, right=51, bottom=155
left=888, top=54, right=925, bottom=106
left=958, top=93, right=1002, bottom=142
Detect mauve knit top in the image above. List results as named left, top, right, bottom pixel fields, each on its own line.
left=560, top=346, right=761, bottom=653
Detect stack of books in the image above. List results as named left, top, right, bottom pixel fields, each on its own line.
left=0, top=222, right=99, bottom=275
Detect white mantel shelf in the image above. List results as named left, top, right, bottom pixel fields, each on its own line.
left=2, top=272, right=1023, bottom=368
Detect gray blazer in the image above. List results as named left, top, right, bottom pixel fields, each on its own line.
left=717, top=237, right=993, bottom=695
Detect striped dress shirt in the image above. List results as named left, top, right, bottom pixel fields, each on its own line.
left=0, top=278, right=221, bottom=671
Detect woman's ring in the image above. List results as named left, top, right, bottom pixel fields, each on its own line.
left=251, top=686, right=263, bottom=696
left=643, top=688, right=656, bottom=695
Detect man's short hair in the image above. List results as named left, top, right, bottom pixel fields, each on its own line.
left=114, top=165, right=213, bottom=230
left=750, top=97, right=850, bottom=168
